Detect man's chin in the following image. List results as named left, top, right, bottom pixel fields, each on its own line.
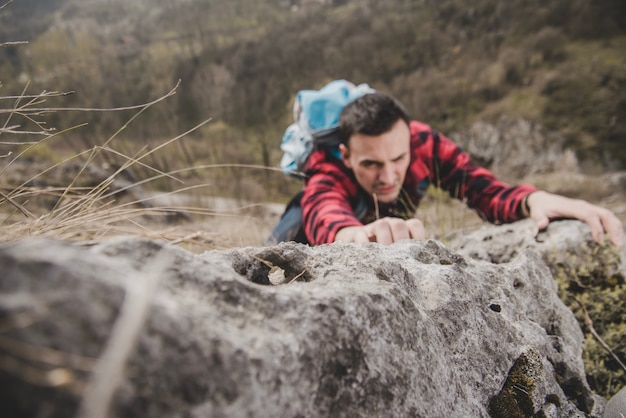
left=372, top=189, right=399, bottom=203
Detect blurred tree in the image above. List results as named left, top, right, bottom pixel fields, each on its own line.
left=2, top=0, right=625, bottom=169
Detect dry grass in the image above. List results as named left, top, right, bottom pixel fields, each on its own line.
left=0, top=164, right=284, bottom=252
left=0, top=81, right=288, bottom=252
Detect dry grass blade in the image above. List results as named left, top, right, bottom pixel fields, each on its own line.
left=169, top=231, right=203, bottom=245
left=98, top=145, right=184, bottom=184
left=119, top=115, right=212, bottom=168
left=0, top=124, right=90, bottom=178
left=0, top=190, right=34, bottom=218
left=77, top=249, right=171, bottom=418
left=0, top=356, right=80, bottom=391
left=46, top=82, right=184, bottom=213
left=288, top=269, right=307, bottom=284
left=0, top=82, right=186, bottom=227
left=0, top=336, right=96, bottom=372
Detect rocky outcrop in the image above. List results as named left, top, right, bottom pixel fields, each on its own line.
left=449, top=218, right=626, bottom=402
left=450, top=117, right=578, bottom=181
left=0, top=221, right=612, bottom=417
left=449, top=117, right=626, bottom=203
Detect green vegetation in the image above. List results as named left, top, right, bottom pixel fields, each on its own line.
left=488, top=349, right=542, bottom=418
left=553, top=242, right=625, bottom=398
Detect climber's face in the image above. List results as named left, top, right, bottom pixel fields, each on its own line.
left=339, top=119, right=411, bottom=203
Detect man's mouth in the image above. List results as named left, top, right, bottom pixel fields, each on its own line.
left=374, top=185, right=397, bottom=195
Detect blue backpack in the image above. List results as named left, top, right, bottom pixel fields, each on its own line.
left=279, top=79, right=375, bottom=177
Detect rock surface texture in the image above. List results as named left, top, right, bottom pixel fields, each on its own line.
left=0, top=220, right=616, bottom=417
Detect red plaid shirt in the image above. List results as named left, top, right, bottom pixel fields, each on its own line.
left=301, top=120, right=536, bottom=245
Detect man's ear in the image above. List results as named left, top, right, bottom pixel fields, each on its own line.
left=339, top=143, right=352, bottom=169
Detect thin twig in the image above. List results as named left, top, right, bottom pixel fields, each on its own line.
left=100, top=164, right=283, bottom=200
left=0, top=91, right=74, bottom=100
left=373, top=192, right=380, bottom=220
left=0, top=190, right=35, bottom=218
left=169, top=231, right=202, bottom=245
left=574, top=298, right=626, bottom=374
left=0, top=40, right=28, bottom=47
left=0, top=0, right=14, bottom=11
left=253, top=256, right=274, bottom=269
left=0, top=123, right=89, bottom=178
left=0, top=130, right=50, bottom=137
left=288, top=269, right=307, bottom=284
left=0, top=80, right=181, bottom=115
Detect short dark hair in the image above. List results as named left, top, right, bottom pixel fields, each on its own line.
left=339, top=92, right=410, bottom=146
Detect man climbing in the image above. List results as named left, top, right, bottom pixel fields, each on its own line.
left=268, top=88, right=624, bottom=247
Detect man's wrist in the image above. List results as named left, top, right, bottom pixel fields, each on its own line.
left=520, top=193, right=533, bottom=218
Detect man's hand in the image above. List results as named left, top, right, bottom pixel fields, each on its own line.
left=526, top=191, right=624, bottom=247
left=334, top=217, right=426, bottom=245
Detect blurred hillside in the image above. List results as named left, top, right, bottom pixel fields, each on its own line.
left=1, top=0, right=625, bottom=182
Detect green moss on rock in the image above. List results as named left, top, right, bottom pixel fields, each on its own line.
left=488, top=349, right=542, bottom=418
left=551, top=241, right=625, bottom=398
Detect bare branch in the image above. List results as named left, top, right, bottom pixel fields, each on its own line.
left=0, top=130, right=51, bottom=137
left=0, top=80, right=181, bottom=114
left=0, top=41, right=28, bottom=48
left=0, top=91, right=74, bottom=100
left=0, top=0, right=15, bottom=12
left=574, top=298, right=626, bottom=374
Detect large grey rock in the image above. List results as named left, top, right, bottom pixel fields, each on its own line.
left=450, top=117, right=576, bottom=181
left=448, top=218, right=625, bottom=275
left=0, top=232, right=607, bottom=417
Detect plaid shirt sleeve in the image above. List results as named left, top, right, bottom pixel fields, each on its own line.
left=408, top=121, right=537, bottom=224
left=301, top=149, right=363, bottom=245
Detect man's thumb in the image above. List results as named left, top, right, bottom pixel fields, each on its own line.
left=533, top=213, right=550, bottom=231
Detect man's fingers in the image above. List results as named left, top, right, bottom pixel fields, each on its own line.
left=578, top=206, right=624, bottom=246
left=365, top=218, right=426, bottom=244
left=531, top=213, right=550, bottom=232
left=390, top=220, right=411, bottom=242
left=586, top=215, right=605, bottom=243
left=351, top=229, right=371, bottom=243
left=337, top=218, right=428, bottom=245
left=334, top=226, right=370, bottom=243
left=599, top=211, right=624, bottom=247
left=372, top=221, right=394, bottom=245
left=406, top=219, right=426, bottom=240
left=527, top=191, right=624, bottom=247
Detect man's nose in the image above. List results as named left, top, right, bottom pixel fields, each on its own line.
left=379, top=164, right=395, bottom=184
